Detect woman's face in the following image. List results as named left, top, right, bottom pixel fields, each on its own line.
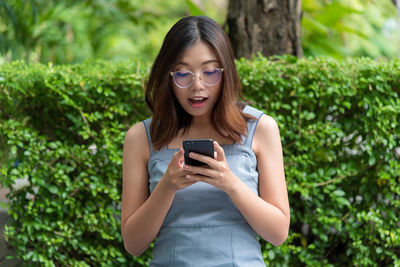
left=171, top=41, right=223, bottom=121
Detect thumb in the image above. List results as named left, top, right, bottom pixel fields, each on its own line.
left=173, top=148, right=185, bottom=167
left=214, top=141, right=225, bottom=161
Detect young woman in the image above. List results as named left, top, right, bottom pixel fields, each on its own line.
left=121, top=16, right=290, bottom=266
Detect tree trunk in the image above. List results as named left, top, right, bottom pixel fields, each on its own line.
left=227, top=0, right=303, bottom=59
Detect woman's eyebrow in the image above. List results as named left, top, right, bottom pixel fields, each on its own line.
left=176, top=60, right=219, bottom=66
left=201, top=60, right=219, bottom=65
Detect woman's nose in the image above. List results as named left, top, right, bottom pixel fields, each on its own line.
left=191, top=73, right=204, bottom=89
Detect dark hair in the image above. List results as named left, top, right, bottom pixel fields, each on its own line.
left=145, top=16, right=252, bottom=150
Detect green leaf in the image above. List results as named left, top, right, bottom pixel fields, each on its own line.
left=337, top=197, right=350, bottom=207
left=48, top=185, right=59, bottom=194
left=185, top=0, right=206, bottom=16
left=332, top=189, right=345, bottom=197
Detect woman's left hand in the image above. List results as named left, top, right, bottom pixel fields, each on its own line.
left=183, top=141, right=240, bottom=193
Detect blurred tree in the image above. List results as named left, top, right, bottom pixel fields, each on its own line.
left=0, top=0, right=184, bottom=64
left=226, top=0, right=303, bottom=59
left=225, top=0, right=396, bottom=59
left=0, top=0, right=228, bottom=64
left=301, top=0, right=397, bottom=59
left=0, top=0, right=396, bottom=63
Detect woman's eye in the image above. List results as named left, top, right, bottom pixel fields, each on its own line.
left=203, top=69, right=218, bottom=76
left=176, top=72, right=190, bottom=77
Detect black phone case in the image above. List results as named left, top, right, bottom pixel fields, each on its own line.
left=183, top=139, right=214, bottom=166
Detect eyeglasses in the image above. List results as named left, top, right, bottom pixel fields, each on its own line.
left=170, top=68, right=224, bottom=88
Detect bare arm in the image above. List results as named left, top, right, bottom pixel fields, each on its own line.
left=121, top=122, right=195, bottom=256
left=227, top=114, right=290, bottom=245
left=184, top=115, right=290, bottom=245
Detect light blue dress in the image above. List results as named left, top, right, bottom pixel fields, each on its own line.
left=143, top=106, right=266, bottom=267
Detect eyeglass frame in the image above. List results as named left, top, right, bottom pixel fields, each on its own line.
left=169, top=68, right=224, bottom=88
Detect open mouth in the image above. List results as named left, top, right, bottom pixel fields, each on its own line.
left=188, top=97, right=208, bottom=107
left=189, top=97, right=208, bottom=104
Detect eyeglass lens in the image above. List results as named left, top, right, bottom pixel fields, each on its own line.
left=173, top=68, right=222, bottom=88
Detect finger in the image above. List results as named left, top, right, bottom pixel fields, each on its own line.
left=213, top=141, right=225, bottom=161
left=181, top=178, right=197, bottom=185
left=188, top=152, right=215, bottom=166
left=186, top=173, right=214, bottom=183
left=178, top=149, right=185, bottom=167
left=188, top=151, right=221, bottom=170
left=183, top=164, right=215, bottom=178
left=172, top=148, right=185, bottom=167
left=176, top=179, right=197, bottom=189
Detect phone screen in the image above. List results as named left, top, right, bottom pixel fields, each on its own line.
left=183, top=139, right=214, bottom=166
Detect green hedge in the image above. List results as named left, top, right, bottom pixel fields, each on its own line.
left=0, top=57, right=399, bottom=266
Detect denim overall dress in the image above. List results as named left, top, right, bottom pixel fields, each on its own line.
left=143, top=106, right=266, bottom=267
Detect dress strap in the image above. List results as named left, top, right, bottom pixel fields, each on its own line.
left=242, top=106, right=264, bottom=148
left=143, top=118, right=154, bottom=156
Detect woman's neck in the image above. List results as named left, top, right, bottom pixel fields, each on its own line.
left=190, top=118, right=212, bottom=132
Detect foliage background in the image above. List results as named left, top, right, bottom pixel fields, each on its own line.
left=1, top=0, right=400, bottom=266
left=0, top=57, right=399, bottom=266
left=0, top=0, right=398, bottom=65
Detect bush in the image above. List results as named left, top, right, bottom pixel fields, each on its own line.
left=0, top=57, right=399, bottom=266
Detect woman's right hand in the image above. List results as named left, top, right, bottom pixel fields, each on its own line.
left=160, top=148, right=196, bottom=192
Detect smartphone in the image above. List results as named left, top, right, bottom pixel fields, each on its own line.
left=183, top=139, right=214, bottom=166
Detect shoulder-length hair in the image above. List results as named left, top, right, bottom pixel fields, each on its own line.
left=145, top=16, right=253, bottom=150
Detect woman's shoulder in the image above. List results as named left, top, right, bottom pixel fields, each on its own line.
left=125, top=121, right=146, bottom=139
left=252, top=113, right=281, bottom=154
left=257, top=114, right=279, bottom=133
left=124, top=121, right=151, bottom=159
